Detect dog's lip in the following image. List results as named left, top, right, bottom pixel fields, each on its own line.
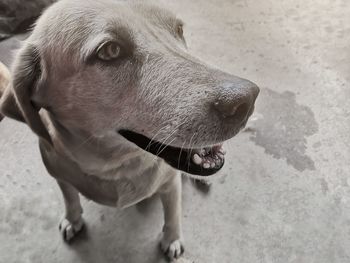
left=118, top=130, right=225, bottom=176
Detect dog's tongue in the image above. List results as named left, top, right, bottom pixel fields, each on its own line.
left=191, top=144, right=225, bottom=169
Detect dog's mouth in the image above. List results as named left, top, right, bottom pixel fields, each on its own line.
left=118, top=130, right=226, bottom=176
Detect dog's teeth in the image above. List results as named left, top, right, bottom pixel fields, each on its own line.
left=192, top=154, right=202, bottom=165
left=218, top=153, right=224, bottom=159
left=203, top=163, right=210, bottom=169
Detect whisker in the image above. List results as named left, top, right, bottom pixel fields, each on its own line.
left=145, top=119, right=184, bottom=151
left=156, top=137, right=176, bottom=157
left=177, top=140, right=187, bottom=169
left=155, top=121, right=185, bottom=155
left=145, top=125, right=169, bottom=151
left=186, top=132, right=197, bottom=172
left=74, top=134, right=95, bottom=150
left=151, top=125, right=184, bottom=163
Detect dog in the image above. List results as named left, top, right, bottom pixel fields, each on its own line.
left=0, top=0, right=259, bottom=260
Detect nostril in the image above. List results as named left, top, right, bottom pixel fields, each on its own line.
left=213, top=100, right=250, bottom=122
left=214, top=81, right=259, bottom=122
left=233, top=102, right=250, bottom=123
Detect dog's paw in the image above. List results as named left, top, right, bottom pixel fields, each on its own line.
left=59, top=217, right=84, bottom=242
left=161, top=238, right=185, bottom=261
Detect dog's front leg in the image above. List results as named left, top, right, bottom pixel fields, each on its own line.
left=159, top=171, right=184, bottom=260
left=56, top=179, right=84, bottom=242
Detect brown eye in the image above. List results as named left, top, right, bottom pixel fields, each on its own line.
left=176, top=24, right=183, bottom=37
left=97, top=42, right=120, bottom=60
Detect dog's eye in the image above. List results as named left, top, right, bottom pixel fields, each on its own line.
left=97, top=42, right=120, bottom=60
left=176, top=24, right=184, bottom=37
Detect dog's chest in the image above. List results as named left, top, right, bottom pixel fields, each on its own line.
left=87, top=155, right=168, bottom=208
left=52, top=150, right=171, bottom=208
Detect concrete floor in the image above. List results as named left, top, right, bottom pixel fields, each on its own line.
left=1, top=0, right=349, bottom=262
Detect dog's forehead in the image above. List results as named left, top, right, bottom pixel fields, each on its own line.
left=31, top=0, right=180, bottom=58
left=131, top=2, right=181, bottom=28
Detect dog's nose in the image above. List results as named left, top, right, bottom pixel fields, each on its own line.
left=213, top=80, right=259, bottom=123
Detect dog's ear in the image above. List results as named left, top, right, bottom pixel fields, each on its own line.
left=0, top=44, right=52, bottom=145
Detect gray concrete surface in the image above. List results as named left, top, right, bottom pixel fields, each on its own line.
left=1, top=0, right=349, bottom=262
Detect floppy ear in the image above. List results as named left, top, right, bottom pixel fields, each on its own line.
left=0, top=44, right=52, bottom=145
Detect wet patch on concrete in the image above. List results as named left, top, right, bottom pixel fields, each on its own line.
left=247, top=88, right=318, bottom=171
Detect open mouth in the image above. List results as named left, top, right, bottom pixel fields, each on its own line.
left=119, top=130, right=226, bottom=176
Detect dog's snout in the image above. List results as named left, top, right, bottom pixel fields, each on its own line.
left=213, top=81, right=259, bottom=123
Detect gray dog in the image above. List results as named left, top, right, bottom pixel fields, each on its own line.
left=0, top=0, right=259, bottom=260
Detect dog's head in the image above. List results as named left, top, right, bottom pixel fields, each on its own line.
left=0, top=0, right=259, bottom=176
